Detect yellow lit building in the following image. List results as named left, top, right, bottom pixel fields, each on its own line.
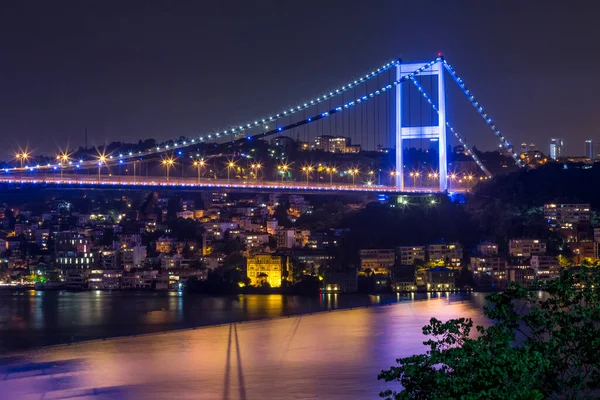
left=247, top=254, right=284, bottom=288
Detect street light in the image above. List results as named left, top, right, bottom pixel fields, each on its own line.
left=250, top=162, right=262, bottom=181
left=301, top=165, right=314, bottom=185
left=325, top=166, right=337, bottom=186
left=389, top=170, right=397, bottom=187
left=15, top=151, right=30, bottom=168
left=278, top=163, right=290, bottom=183
left=97, top=154, right=107, bottom=182
left=348, top=167, right=359, bottom=185
left=193, top=159, right=205, bottom=184
left=57, top=152, right=70, bottom=179
left=161, top=157, right=175, bottom=181
left=409, top=171, right=420, bottom=187
left=226, top=160, right=236, bottom=184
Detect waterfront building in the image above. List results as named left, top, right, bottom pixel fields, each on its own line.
left=246, top=254, right=285, bottom=288
left=359, top=249, right=395, bottom=275
left=425, top=267, right=455, bottom=291
left=427, top=242, right=463, bottom=267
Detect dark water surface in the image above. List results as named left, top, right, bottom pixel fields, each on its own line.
left=0, top=291, right=490, bottom=399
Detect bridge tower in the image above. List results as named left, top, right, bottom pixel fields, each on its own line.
left=395, top=60, right=447, bottom=192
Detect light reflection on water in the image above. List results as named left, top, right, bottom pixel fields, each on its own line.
left=0, top=294, right=489, bottom=399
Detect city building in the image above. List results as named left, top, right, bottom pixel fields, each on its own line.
left=359, top=249, right=395, bottom=274
left=313, top=135, right=360, bottom=153
left=55, top=231, right=95, bottom=272
left=549, top=138, right=564, bottom=160
left=477, top=242, right=498, bottom=256
left=544, top=203, right=590, bottom=229
left=120, top=245, right=147, bottom=271
left=396, top=246, right=425, bottom=265
left=507, top=268, right=536, bottom=286
left=391, top=265, right=417, bottom=292
left=88, top=269, right=123, bottom=290
left=275, top=228, right=296, bottom=249
left=427, top=242, right=463, bottom=267
left=155, top=236, right=176, bottom=253
left=585, top=139, right=594, bottom=159
left=520, top=142, right=536, bottom=153
left=508, top=239, right=546, bottom=258
left=322, top=269, right=358, bottom=293
left=425, top=267, right=455, bottom=291
left=246, top=254, right=285, bottom=288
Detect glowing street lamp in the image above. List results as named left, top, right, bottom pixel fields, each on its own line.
left=301, top=165, right=314, bottom=185
left=161, top=157, right=175, bottom=181
left=325, top=166, right=337, bottom=186
left=409, top=171, right=421, bottom=187
left=193, top=159, right=205, bottom=184
left=57, top=151, right=70, bottom=179
left=348, top=167, right=359, bottom=185
left=249, top=162, right=262, bottom=182
left=389, top=170, right=397, bottom=187
left=15, top=151, right=30, bottom=168
left=277, top=163, right=290, bottom=183
left=226, top=160, right=236, bottom=184
left=97, top=154, right=107, bottom=182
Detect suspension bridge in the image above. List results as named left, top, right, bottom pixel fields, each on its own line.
left=2, top=55, right=522, bottom=194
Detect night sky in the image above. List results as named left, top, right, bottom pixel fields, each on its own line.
left=2, top=0, right=599, bottom=159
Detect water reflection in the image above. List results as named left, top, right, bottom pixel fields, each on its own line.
left=0, top=291, right=487, bottom=353
left=0, top=297, right=489, bottom=400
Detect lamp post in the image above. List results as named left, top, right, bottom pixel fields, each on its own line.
left=278, top=163, right=289, bottom=183
left=250, top=163, right=262, bottom=182
left=349, top=167, right=359, bottom=185
left=227, top=161, right=236, bottom=184
left=193, top=159, right=205, bottom=184
left=302, top=165, right=313, bottom=186
left=389, top=171, right=396, bottom=187
left=97, top=155, right=106, bottom=182
left=162, top=158, right=174, bottom=181
left=326, top=166, right=337, bottom=186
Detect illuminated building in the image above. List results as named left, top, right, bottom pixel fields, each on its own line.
left=247, top=254, right=285, bottom=288
left=476, top=242, right=498, bottom=256
left=88, top=269, right=123, bottom=290
left=427, top=242, right=463, bottom=267
left=530, top=255, right=559, bottom=280
left=275, top=229, right=295, bottom=249
left=425, top=267, right=455, bottom=291
left=155, top=236, right=176, bottom=253
left=549, top=138, right=563, bottom=160
left=121, top=246, right=147, bottom=271
left=585, top=139, right=594, bottom=159
left=313, top=135, right=360, bottom=153
left=55, top=231, right=94, bottom=271
left=520, top=142, right=536, bottom=153
left=507, top=268, right=536, bottom=286
left=359, top=249, right=395, bottom=274
left=508, top=239, right=546, bottom=258
left=543, top=203, right=590, bottom=229
left=396, top=246, right=425, bottom=265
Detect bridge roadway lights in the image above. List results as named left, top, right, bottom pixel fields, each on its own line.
left=0, top=176, right=466, bottom=195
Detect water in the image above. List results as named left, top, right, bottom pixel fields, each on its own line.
left=0, top=291, right=490, bottom=399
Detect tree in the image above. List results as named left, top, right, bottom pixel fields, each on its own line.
left=379, top=268, right=600, bottom=399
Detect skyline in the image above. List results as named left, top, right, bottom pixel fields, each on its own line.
left=2, top=1, right=600, bottom=159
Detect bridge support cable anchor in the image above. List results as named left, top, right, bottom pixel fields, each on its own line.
left=441, top=59, right=524, bottom=168
left=408, top=76, right=492, bottom=178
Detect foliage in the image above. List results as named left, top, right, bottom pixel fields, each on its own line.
left=379, top=269, right=600, bottom=399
